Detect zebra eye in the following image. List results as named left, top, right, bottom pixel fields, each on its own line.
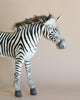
left=50, top=31, right=53, bottom=34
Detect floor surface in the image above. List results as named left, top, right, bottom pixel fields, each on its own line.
left=0, top=85, right=80, bottom=100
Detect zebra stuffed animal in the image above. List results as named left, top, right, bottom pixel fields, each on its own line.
left=0, top=14, right=66, bottom=97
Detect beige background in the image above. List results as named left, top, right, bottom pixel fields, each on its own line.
left=0, top=0, right=80, bottom=100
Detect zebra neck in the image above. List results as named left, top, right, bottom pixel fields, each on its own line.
left=25, top=23, right=43, bottom=45
left=34, top=23, right=43, bottom=43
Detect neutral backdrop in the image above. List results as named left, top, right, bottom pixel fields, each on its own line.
left=0, top=0, right=80, bottom=100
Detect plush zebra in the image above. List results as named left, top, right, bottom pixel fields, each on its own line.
left=0, top=14, right=66, bottom=97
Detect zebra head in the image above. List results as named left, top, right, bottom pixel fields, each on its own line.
left=43, top=15, right=66, bottom=49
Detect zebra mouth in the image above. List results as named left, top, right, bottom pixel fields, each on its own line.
left=56, top=39, right=66, bottom=49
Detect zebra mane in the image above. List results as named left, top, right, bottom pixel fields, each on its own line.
left=14, top=14, right=53, bottom=28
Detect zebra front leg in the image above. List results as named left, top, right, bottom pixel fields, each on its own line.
left=14, top=59, right=24, bottom=97
left=25, top=59, right=37, bottom=95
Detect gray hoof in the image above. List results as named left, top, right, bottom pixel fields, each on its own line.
left=15, top=90, right=22, bottom=97
left=30, top=88, right=37, bottom=95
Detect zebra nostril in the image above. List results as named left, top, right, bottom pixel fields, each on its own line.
left=61, top=43, right=66, bottom=49
left=62, top=45, right=64, bottom=48
left=60, top=43, right=66, bottom=49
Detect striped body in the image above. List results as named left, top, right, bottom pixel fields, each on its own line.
left=0, top=24, right=42, bottom=58
left=0, top=15, right=66, bottom=97
left=0, top=23, right=44, bottom=94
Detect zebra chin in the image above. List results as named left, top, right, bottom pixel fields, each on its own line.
left=56, top=40, right=66, bottom=49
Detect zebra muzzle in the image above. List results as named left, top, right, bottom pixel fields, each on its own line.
left=56, top=39, right=66, bottom=49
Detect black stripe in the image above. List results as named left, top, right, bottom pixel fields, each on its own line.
left=1, top=33, right=9, bottom=55
left=34, top=24, right=37, bottom=41
left=37, top=24, right=40, bottom=37
left=10, top=33, right=20, bottom=57
left=57, top=39, right=64, bottom=45
left=7, top=33, right=16, bottom=56
left=29, top=25, right=36, bottom=45
left=16, top=51, right=25, bottom=57
left=20, top=31, right=29, bottom=53
left=26, top=26, right=35, bottom=48
left=24, top=27, right=34, bottom=53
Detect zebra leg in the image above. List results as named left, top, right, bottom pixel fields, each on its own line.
left=14, top=59, right=24, bottom=97
left=25, top=59, right=37, bottom=95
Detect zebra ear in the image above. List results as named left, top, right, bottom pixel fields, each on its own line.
left=56, top=16, right=62, bottom=21
left=39, top=18, right=44, bottom=23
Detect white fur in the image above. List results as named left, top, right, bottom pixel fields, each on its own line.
left=44, top=18, right=56, bottom=27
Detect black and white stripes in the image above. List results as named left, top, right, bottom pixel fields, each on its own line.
left=0, top=14, right=66, bottom=97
